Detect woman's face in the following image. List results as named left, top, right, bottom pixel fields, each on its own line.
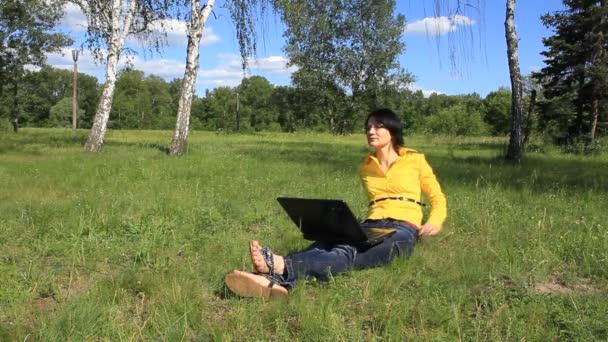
left=366, top=117, right=393, bottom=149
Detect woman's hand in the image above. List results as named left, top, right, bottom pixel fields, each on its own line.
left=418, top=223, right=441, bottom=236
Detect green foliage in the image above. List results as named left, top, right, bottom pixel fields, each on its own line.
left=423, top=104, right=490, bottom=136
left=534, top=0, right=608, bottom=142
left=0, top=129, right=606, bottom=340
left=275, top=0, right=411, bottom=132
left=483, top=87, right=512, bottom=135
left=0, top=117, right=10, bottom=132
left=0, top=0, right=72, bottom=128
left=238, top=76, right=275, bottom=131
left=4, top=63, right=556, bottom=141
left=48, top=97, right=84, bottom=128
left=3, top=66, right=99, bottom=128
left=0, top=0, right=71, bottom=82
left=197, top=86, right=238, bottom=131
left=109, top=69, right=174, bottom=129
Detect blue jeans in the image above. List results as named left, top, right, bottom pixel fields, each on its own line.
left=269, top=219, right=418, bottom=289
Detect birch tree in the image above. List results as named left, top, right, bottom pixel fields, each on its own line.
left=430, top=0, right=526, bottom=161
left=169, top=0, right=265, bottom=155
left=169, top=0, right=214, bottom=156
left=504, top=0, right=524, bottom=162
left=73, top=0, right=170, bottom=152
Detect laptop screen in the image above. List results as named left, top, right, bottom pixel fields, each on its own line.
left=276, top=197, right=368, bottom=243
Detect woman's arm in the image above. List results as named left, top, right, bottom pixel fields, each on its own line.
left=419, top=154, right=447, bottom=235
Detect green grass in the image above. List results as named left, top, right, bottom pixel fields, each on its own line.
left=1, top=128, right=607, bottom=340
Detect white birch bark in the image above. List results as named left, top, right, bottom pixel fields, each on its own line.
left=505, top=0, right=524, bottom=162
left=169, top=0, right=215, bottom=155
left=84, top=0, right=138, bottom=152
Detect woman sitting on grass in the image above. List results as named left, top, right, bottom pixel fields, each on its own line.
left=225, top=108, right=447, bottom=299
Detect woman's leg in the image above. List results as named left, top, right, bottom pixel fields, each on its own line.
left=249, top=220, right=417, bottom=288
left=353, top=226, right=418, bottom=270
left=249, top=240, right=357, bottom=289
left=283, top=241, right=357, bottom=284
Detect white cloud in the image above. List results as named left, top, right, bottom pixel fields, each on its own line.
left=251, top=56, right=297, bottom=76
left=197, top=54, right=296, bottom=88
left=198, top=54, right=247, bottom=87
left=404, top=15, right=475, bottom=36
left=135, top=19, right=220, bottom=47
left=60, top=3, right=88, bottom=32
left=129, top=57, right=186, bottom=79
left=409, top=84, right=443, bottom=97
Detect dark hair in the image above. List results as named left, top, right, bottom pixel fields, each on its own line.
left=365, top=108, right=404, bottom=149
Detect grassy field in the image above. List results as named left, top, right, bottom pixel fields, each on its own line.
left=1, top=128, right=607, bottom=341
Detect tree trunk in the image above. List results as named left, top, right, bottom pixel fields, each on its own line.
left=523, top=89, right=536, bottom=145
left=575, top=71, right=586, bottom=137
left=590, top=99, right=599, bottom=143
left=235, top=91, right=240, bottom=131
left=84, top=0, right=137, bottom=152
left=10, top=82, right=19, bottom=133
left=84, top=50, right=120, bottom=151
left=169, top=0, right=215, bottom=156
left=589, top=0, right=606, bottom=144
left=505, top=0, right=524, bottom=162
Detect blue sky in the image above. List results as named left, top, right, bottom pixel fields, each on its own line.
left=48, top=0, right=566, bottom=98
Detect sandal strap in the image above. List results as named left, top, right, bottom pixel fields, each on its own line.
left=260, top=247, right=275, bottom=277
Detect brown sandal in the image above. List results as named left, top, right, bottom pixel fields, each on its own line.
left=224, top=270, right=288, bottom=300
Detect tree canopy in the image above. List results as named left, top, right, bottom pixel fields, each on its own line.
left=534, top=0, right=608, bottom=143
left=0, top=0, right=72, bottom=130
left=275, top=0, right=412, bottom=133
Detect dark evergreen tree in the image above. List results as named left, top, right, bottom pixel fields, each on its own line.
left=534, top=0, right=608, bottom=144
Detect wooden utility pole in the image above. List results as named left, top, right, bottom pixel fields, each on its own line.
left=72, top=50, right=79, bottom=135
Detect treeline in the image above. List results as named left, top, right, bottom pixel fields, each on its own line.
left=6, top=65, right=523, bottom=136
left=6, top=63, right=607, bottom=145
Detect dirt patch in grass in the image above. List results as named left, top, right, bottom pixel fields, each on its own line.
left=534, top=275, right=597, bottom=295
left=34, top=296, right=57, bottom=312
left=58, top=275, right=93, bottom=300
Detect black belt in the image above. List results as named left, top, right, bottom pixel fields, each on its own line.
left=369, top=196, right=426, bottom=207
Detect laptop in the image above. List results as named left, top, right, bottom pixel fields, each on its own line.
left=276, top=197, right=396, bottom=247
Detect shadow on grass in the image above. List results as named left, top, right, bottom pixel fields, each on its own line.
left=447, top=141, right=509, bottom=151
left=0, top=130, right=172, bottom=154
left=232, top=139, right=365, bottom=174
left=430, top=153, right=608, bottom=193
left=0, top=132, right=88, bottom=154
left=103, top=140, right=170, bottom=154
left=234, top=139, right=608, bottom=194
left=4, top=130, right=606, bottom=194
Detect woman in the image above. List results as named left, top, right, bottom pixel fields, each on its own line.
left=225, top=108, right=447, bottom=299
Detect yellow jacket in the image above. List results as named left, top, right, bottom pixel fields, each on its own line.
left=359, top=147, right=447, bottom=229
